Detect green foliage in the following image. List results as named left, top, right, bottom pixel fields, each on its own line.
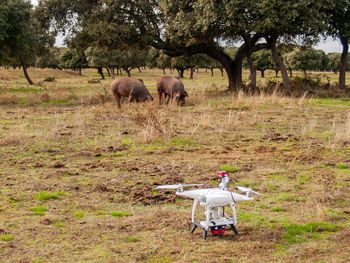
left=282, top=222, right=337, bottom=243
left=59, top=49, right=88, bottom=72
left=0, top=0, right=53, bottom=83
left=30, top=205, right=48, bottom=215
left=252, top=50, right=275, bottom=77
left=285, top=48, right=325, bottom=76
left=35, top=47, right=61, bottom=69
left=111, top=211, right=130, bottom=217
left=85, top=47, right=148, bottom=76
left=0, top=234, right=14, bottom=241
left=36, top=191, right=58, bottom=201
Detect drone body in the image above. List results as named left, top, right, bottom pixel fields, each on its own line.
left=157, top=171, right=263, bottom=239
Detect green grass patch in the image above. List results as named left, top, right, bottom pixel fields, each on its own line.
left=74, top=211, right=84, bottom=218
left=298, top=174, right=311, bottom=185
left=168, top=138, right=197, bottom=147
left=124, top=236, right=140, bottom=242
left=282, top=222, right=338, bottom=243
left=0, top=234, right=14, bottom=241
left=30, top=205, right=48, bottom=215
left=336, top=163, right=348, bottom=169
left=278, top=193, right=293, bottom=201
left=54, top=222, right=65, bottom=228
left=36, top=191, right=58, bottom=201
left=111, top=211, right=130, bottom=217
left=219, top=165, right=240, bottom=173
left=272, top=207, right=287, bottom=212
left=8, top=87, right=43, bottom=93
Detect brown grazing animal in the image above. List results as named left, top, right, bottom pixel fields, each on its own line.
left=157, top=76, right=188, bottom=106
left=110, top=77, right=153, bottom=108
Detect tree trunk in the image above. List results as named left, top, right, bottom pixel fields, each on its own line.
left=260, top=70, right=265, bottom=78
left=106, top=67, right=111, bottom=77
left=270, top=41, right=291, bottom=94
left=289, top=67, right=293, bottom=78
left=79, top=68, right=82, bottom=75
left=190, top=68, right=194, bottom=79
left=247, top=53, right=256, bottom=89
left=179, top=69, right=184, bottom=78
left=339, top=36, right=348, bottom=89
left=138, top=67, right=142, bottom=73
left=211, top=68, right=214, bottom=76
left=275, top=70, right=279, bottom=77
left=22, top=63, right=33, bottom=85
left=162, top=68, right=166, bottom=75
left=98, top=67, right=105, bottom=79
left=111, top=67, right=115, bottom=79
left=125, top=68, right=131, bottom=77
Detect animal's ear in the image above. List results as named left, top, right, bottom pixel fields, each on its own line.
left=174, top=76, right=180, bottom=80
left=184, top=91, right=189, bottom=97
left=175, top=92, right=181, bottom=98
left=138, top=79, right=144, bottom=83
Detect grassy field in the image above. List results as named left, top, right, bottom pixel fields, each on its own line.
left=0, top=68, right=349, bottom=263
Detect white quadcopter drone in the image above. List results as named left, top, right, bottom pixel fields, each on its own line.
left=157, top=171, right=263, bottom=239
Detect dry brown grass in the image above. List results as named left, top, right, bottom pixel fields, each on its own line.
left=0, top=68, right=349, bottom=263
left=334, top=112, right=350, bottom=144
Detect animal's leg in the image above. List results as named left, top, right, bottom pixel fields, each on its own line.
left=158, top=91, right=163, bottom=105
left=116, top=94, right=121, bottom=108
left=128, top=95, right=135, bottom=103
left=165, top=94, right=171, bottom=104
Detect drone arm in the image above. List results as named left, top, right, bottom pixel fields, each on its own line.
left=191, top=199, right=198, bottom=223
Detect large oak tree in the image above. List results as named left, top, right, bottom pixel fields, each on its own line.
left=1, top=0, right=53, bottom=84
left=36, top=0, right=333, bottom=92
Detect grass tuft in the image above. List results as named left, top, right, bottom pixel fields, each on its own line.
left=124, top=236, right=140, bottom=242
left=36, top=191, right=58, bottom=201
left=30, top=205, right=48, bottom=215
left=0, top=234, right=14, bottom=241
left=336, top=163, right=348, bottom=169
left=111, top=211, right=130, bottom=217
left=272, top=207, right=287, bottom=212
left=74, top=211, right=84, bottom=218
left=219, top=165, right=240, bottom=173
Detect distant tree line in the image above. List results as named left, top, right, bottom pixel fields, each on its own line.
left=0, top=0, right=349, bottom=91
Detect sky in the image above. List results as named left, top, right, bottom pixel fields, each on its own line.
left=30, top=0, right=343, bottom=53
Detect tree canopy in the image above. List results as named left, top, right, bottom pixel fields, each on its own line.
left=0, top=0, right=53, bottom=84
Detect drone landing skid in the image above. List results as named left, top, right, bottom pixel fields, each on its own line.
left=190, top=222, right=238, bottom=240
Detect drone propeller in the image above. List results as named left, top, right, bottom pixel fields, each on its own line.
left=236, top=186, right=263, bottom=195
left=157, top=183, right=202, bottom=190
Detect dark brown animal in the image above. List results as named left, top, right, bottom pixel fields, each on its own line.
left=157, top=76, right=188, bottom=106
left=111, top=77, right=153, bottom=108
